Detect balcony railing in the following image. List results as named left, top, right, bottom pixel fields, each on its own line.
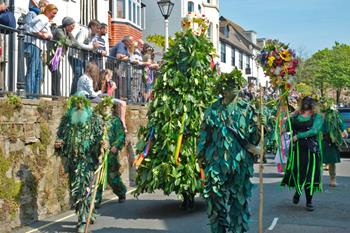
left=0, top=21, right=157, bottom=104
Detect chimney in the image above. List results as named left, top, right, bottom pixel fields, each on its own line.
left=245, top=30, right=257, bottom=44
left=257, top=38, right=266, bottom=48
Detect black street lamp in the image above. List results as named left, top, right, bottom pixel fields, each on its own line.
left=157, top=0, right=174, bottom=50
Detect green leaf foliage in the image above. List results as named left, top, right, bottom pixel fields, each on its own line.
left=134, top=30, right=218, bottom=198
left=297, top=42, right=350, bottom=103
left=197, top=98, right=259, bottom=233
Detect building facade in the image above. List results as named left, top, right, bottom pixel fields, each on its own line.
left=142, top=0, right=220, bottom=55
left=12, top=0, right=145, bottom=48
left=219, top=16, right=269, bottom=86
left=108, top=0, right=146, bottom=46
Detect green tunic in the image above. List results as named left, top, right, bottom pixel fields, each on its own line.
left=322, top=110, right=345, bottom=164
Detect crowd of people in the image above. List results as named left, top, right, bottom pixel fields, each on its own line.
left=17, top=0, right=160, bottom=101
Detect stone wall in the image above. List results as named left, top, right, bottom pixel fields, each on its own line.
left=0, top=97, right=148, bottom=232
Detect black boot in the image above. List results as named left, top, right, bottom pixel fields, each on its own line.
left=293, top=192, right=300, bottom=205
left=305, top=187, right=314, bottom=211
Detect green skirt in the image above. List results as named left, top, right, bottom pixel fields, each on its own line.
left=322, top=141, right=341, bottom=164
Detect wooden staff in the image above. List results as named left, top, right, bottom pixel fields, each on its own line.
left=259, top=85, right=265, bottom=233
left=85, top=126, right=108, bottom=233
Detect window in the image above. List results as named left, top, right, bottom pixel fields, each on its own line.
left=198, top=5, right=202, bottom=13
left=117, top=0, right=125, bottom=18
left=207, top=23, right=213, bottom=39
left=221, top=43, right=226, bottom=63
left=133, top=2, right=136, bottom=23
left=246, top=57, right=251, bottom=69
left=207, top=0, right=211, bottom=3
left=239, top=52, right=243, bottom=69
left=137, top=5, right=140, bottom=25
left=188, top=1, right=194, bottom=13
left=128, top=0, right=132, bottom=20
left=223, top=25, right=229, bottom=37
left=231, top=47, right=235, bottom=66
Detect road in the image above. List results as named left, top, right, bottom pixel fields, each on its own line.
left=16, top=156, right=350, bottom=233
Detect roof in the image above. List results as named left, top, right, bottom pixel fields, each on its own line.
left=219, top=16, right=262, bottom=54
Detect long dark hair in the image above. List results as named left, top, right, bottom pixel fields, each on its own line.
left=301, top=96, right=316, bottom=112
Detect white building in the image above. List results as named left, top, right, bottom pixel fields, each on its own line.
left=13, top=0, right=110, bottom=28
left=142, top=0, right=220, bottom=54
left=219, top=16, right=269, bottom=86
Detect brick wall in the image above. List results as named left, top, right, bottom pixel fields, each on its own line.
left=109, top=21, right=143, bottom=46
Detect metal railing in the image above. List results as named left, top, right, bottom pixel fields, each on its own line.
left=0, top=20, right=158, bottom=104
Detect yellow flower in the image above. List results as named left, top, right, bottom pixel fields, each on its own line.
left=279, top=50, right=291, bottom=62
left=268, top=56, right=275, bottom=67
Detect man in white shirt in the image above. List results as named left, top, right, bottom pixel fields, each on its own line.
left=69, top=19, right=100, bottom=95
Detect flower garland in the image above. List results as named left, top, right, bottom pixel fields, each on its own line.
left=258, top=40, right=299, bottom=173
left=257, top=40, right=298, bottom=90
left=182, top=12, right=210, bottom=36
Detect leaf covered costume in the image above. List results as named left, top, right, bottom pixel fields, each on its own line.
left=322, top=108, right=345, bottom=164
left=133, top=22, right=218, bottom=207
left=95, top=108, right=127, bottom=205
left=198, top=94, right=260, bottom=233
left=56, top=96, right=103, bottom=232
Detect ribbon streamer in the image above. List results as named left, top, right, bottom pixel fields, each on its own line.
left=133, top=127, right=155, bottom=167
left=174, top=113, right=187, bottom=165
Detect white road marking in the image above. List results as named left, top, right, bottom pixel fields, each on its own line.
left=25, top=188, right=136, bottom=233
left=268, top=217, right=279, bottom=231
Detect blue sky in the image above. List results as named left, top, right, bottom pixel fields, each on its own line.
left=220, top=0, right=350, bottom=57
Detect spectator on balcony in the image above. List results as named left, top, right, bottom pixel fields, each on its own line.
left=24, top=3, right=57, bottom=97
left=24, top=0, right=49, bottom=28
left=48, top=16, right=79, bottom=97
left=76, top=62, right=101, bottom=99
left=69, top=19, right=100, bottom=95
left=0, top=1, right=16, bottom=31
left=142, top=44, right=159, bottom=101
left=130, top=39, right=145, bottom=65
left=99, top=69, right=127, bottom=131
left=110, top=35, right=134, bottom=61
left=92, top=22, right=108, bottom=69
left=93, top=23, right=108, bottom=55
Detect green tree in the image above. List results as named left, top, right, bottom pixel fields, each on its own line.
left=296, top=43, right=350, bottom=103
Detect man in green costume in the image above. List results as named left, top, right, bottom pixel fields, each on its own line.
left=133, top=14, right=218, bottom=209
left=93, top=97, right=127, bottom=207
left=55, top=96, right=103, bottom=232
left=198, top=68, right=261, bottom=233
left=321, top=98, right=348, bottom=187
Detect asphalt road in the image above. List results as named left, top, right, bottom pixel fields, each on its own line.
left=16, top=157, right=350, bottom=233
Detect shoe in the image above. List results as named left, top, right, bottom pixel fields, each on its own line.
left=306, top=203, right=314, bottom=211
left=293, top=193, right=300, bottom=205
left=329, top=176, right=337, bottom=187
left=119, top=195, right=126, bottom=203
left=77, top=224, right=85, bottom=233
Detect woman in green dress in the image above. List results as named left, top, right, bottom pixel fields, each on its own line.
left=281, top=97, right=323, bottom=211
left=322, top=105, right=348, bottom=187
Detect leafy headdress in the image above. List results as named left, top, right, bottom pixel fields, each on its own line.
left=94, top=96, right=114, bottom=120
left=214, top=68, right=246, bottom=97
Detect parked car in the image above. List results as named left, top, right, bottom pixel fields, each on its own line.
left=338, top=107, right=350, bottom=157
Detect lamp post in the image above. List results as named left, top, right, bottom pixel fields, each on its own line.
left=157, top=0, right=174, bottom=50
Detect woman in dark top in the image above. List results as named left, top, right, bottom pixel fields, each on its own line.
left=281, top=97, right=323, bottom=211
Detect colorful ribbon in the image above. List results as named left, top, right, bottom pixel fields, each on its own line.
left=133, top=127, right=154, bottom=167
left=174, top=113, right=187, bottom=165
